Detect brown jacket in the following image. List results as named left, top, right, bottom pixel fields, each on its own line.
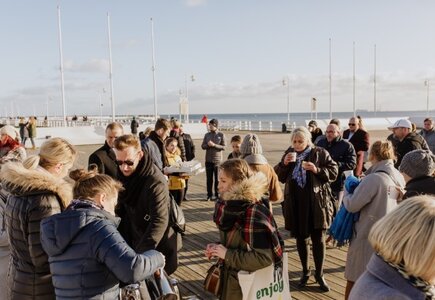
left=249, top=163, right=283, bottom=202
left=274, top=147, right=338, bottom=234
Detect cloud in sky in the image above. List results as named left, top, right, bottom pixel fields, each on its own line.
left=184, top=0, right=207, bottom=7
left=63, top=59, right=109, bottom=73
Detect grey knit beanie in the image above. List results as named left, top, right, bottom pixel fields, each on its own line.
left=399, top=149, right=435, bottom=178
left=240, top=134, right=263, bottom=156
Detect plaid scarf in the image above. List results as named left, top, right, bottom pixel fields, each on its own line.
left=292, top=146, right=311, bottom=188
left=379, top=254, right=435, bottom=300
left=214, top=199, right=284, bottom=266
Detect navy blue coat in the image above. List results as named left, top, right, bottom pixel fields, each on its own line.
left=41, top=204, right=164, bottom=300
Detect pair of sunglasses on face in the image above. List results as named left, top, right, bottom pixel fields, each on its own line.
left=115, top=159, right=135, bottom=166
left=115, top=151, right=141, bottom=166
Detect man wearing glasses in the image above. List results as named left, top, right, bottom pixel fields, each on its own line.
left=317, top=124, right=356, bottom=212
left=113, top=134, right=178, bottom=276
left=88, top=122, right=124, bottom=179
left=343, top=117, right=370, bottom=176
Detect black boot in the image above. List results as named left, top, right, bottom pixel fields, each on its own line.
left=297, top=270, right=310, bottom=288
left=315, top=274, right=330, bottom=292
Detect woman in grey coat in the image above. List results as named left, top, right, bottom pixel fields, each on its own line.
left=342, top=140, right=405, bottom=299
left=41, top=167, right=165, bottom=299
left=350, top=195, right=435, bottom=300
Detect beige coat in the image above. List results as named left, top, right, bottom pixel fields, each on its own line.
left=343, top=159, right=405, bottom=282
left=249, top=164, right=283, bottom=202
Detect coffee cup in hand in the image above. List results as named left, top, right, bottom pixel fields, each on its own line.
left=343, top=170, right=354, bottom=178
left=288, top=152, right=297, bottom=162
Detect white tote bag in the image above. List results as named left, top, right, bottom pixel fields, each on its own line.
left=238, top=253, right=291, bottom=300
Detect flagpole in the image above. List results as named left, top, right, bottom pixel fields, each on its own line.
left=329, top=38, right=332, bottom=120
left=374, top=44, right=377, bottom=116
left=353, top=41, right=356, bottom=117
left=150, top=18, right=158, bottom=121
left=107, top=13, right=115, bottom=122
left=57, top=6, right=66, bottom=127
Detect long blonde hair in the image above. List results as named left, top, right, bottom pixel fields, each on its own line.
left=23, top=137, right=77, bottom=170
left=369, top=195, right=435, bottom=281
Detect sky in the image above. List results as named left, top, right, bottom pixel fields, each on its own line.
left=1, top=0, right=435, bottom=117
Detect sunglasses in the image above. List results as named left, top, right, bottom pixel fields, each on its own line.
left=115, top=159, right=136, bottom=166
left=116, top=151, right=140, bottom=166
left=348, top=123, right=356, bottom=126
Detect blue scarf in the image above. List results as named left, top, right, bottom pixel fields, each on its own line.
left=291, top=147, right=312, bottom=188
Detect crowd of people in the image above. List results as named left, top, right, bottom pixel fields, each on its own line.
left=0, top=115, right=434, bottom=300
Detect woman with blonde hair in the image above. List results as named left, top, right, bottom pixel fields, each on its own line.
left=342, top=140, right=405, bottom=299
left=275, top=126, right=338, bottom=292
left=205, top=159, right=284, bottom=299
left=350, top=195, right=435, bottom=299
left=0, top=137, right=76, bottom=299
left=40, top=167, right=165, bottom=299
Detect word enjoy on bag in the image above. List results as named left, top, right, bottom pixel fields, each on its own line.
left=254, top=277, right=284, bottom=300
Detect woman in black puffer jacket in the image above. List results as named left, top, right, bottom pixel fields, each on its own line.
left=40, top=167, right=165, bottom=299
left=1, top=138, right=77, bottom=300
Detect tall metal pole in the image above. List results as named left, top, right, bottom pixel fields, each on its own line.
left=424, top=79, right=430, bottom=117
left=353, top=41, right=356, bottom=117
left=374, top=44, right=377, bottom=116
left=150, top=18, right=158, bottom=121
left=107, top=13, right=115, bottom=122
left=287, top=76, right=290, bottom=124
left=329, top=38, right=332, bottom=119
left=57, top=6, right=66, bottom=126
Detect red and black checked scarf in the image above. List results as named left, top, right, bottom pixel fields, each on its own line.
left=214, top=199, right=284, bottom=266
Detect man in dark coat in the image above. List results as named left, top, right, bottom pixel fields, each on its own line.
left=88, top=122, right=123, bottom=179
left=317, top=124, right=356, bottom=211
left=141, top=118, right=171, bottom=171
left=130, top=117, right=139, bottom=136
left=114, top=134, right=179, bottom=275
left=343, top=116, right=370, bottom=176
left=389, top=119, right=426, bottom=168
left=399, top=149, right=435, bottom=199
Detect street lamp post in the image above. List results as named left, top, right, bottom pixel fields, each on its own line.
left=425, top=80, right=430, bottom=117
left=282, top=76, right=290, bottom=124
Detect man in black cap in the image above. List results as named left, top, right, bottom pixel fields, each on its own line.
left=201, top=119, right=226, bottom=201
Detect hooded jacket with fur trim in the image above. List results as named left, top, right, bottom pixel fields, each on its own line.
left=0, top=162, right=72, bottom=300
left=217, top=172, right=279, bottom=300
